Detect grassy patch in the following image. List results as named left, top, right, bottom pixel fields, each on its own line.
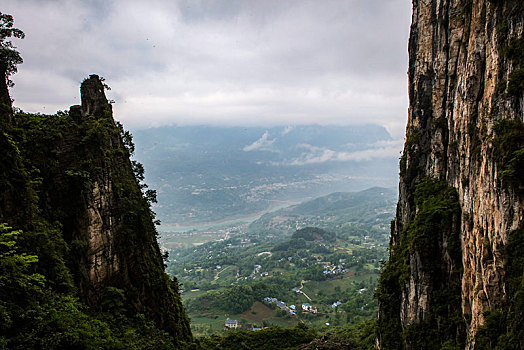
left=238, top=302, right=277, bottom=323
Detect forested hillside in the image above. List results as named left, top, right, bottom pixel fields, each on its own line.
left=0, top=15, right=192, bottom=347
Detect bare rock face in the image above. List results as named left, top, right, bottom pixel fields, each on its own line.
left=378, top=0, right=523, bottom=348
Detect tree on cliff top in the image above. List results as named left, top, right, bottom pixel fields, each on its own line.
left=0, top=12, right=25, bottom=87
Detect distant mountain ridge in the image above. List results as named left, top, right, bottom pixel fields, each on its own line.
left=248, top=187, right=397, bottom=235
left=132, top=125, right=400, bottom=225
left=278, top=187, right=397, bottom=216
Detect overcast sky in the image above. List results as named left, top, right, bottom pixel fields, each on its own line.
left=3, top=0, right=412, bottom=138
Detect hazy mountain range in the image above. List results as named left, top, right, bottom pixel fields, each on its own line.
left=131, top=124, right=401, bottom=226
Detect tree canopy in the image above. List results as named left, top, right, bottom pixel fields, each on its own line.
left=0, top=12, right=25, bottom=86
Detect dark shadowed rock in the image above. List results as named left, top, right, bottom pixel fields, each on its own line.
left=80, top=74, right=110, bottom=117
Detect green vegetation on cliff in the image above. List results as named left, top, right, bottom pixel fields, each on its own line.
left=493, top=119, right=524, bottom=194
left=0, top=88, right=193, bottom=348
left=375, top=178, right=465, bottom=349
left=0, top=18, right=193, bottom=346
left=0, top=100, right=193, bottom=348
left=0, top=224, right=182, bottom=349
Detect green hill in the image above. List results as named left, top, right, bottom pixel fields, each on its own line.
left=291, top=227, right=337, bottom=242
left=248, top=187, right=397, bottom=236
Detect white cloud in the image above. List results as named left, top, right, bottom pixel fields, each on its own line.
left=3, top=0, right=411, bottom=138
left=289, top=147, right=336, bottom=165
left=243, top=131, right=276, bottom=152
left=281, top=126, right=293, bottom=135
left=287, top=139, right=403, bottom=165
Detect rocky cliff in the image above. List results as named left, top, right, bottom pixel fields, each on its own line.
left=377, top=0, right=523, bottom=349
left=0, top=74, right=192, bottom=347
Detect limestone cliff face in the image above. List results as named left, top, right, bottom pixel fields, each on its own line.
left=66, top=76, right=124, bottom=297
left=378, top=0, right=523, bottom=348
left=64, top=75, right=191, bottom=341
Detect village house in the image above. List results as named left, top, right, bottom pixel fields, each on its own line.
left=224, top=318, right=238, bottom=330
left=264, top=297, right=297, bottom=315
left=331, top=301, right=342, bottom=308
left=301, top=303, right=317, bottom=313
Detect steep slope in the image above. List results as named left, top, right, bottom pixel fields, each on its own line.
left=377, top=0, right=523, bottom=349
left=0, top=74, right=192, bottom=346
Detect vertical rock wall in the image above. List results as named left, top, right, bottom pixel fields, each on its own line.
left=64, top=75, right=192, bottom=341
left=380, top=0, right=523, bottom=348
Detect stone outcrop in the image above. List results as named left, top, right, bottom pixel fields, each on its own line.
left=65, top=75, right=191, bottom=341
left=79, top=74, right=111, bottom=117
left=68, top=75, right=120, bottom=289
left=378, top=0, right=523, bottom=348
